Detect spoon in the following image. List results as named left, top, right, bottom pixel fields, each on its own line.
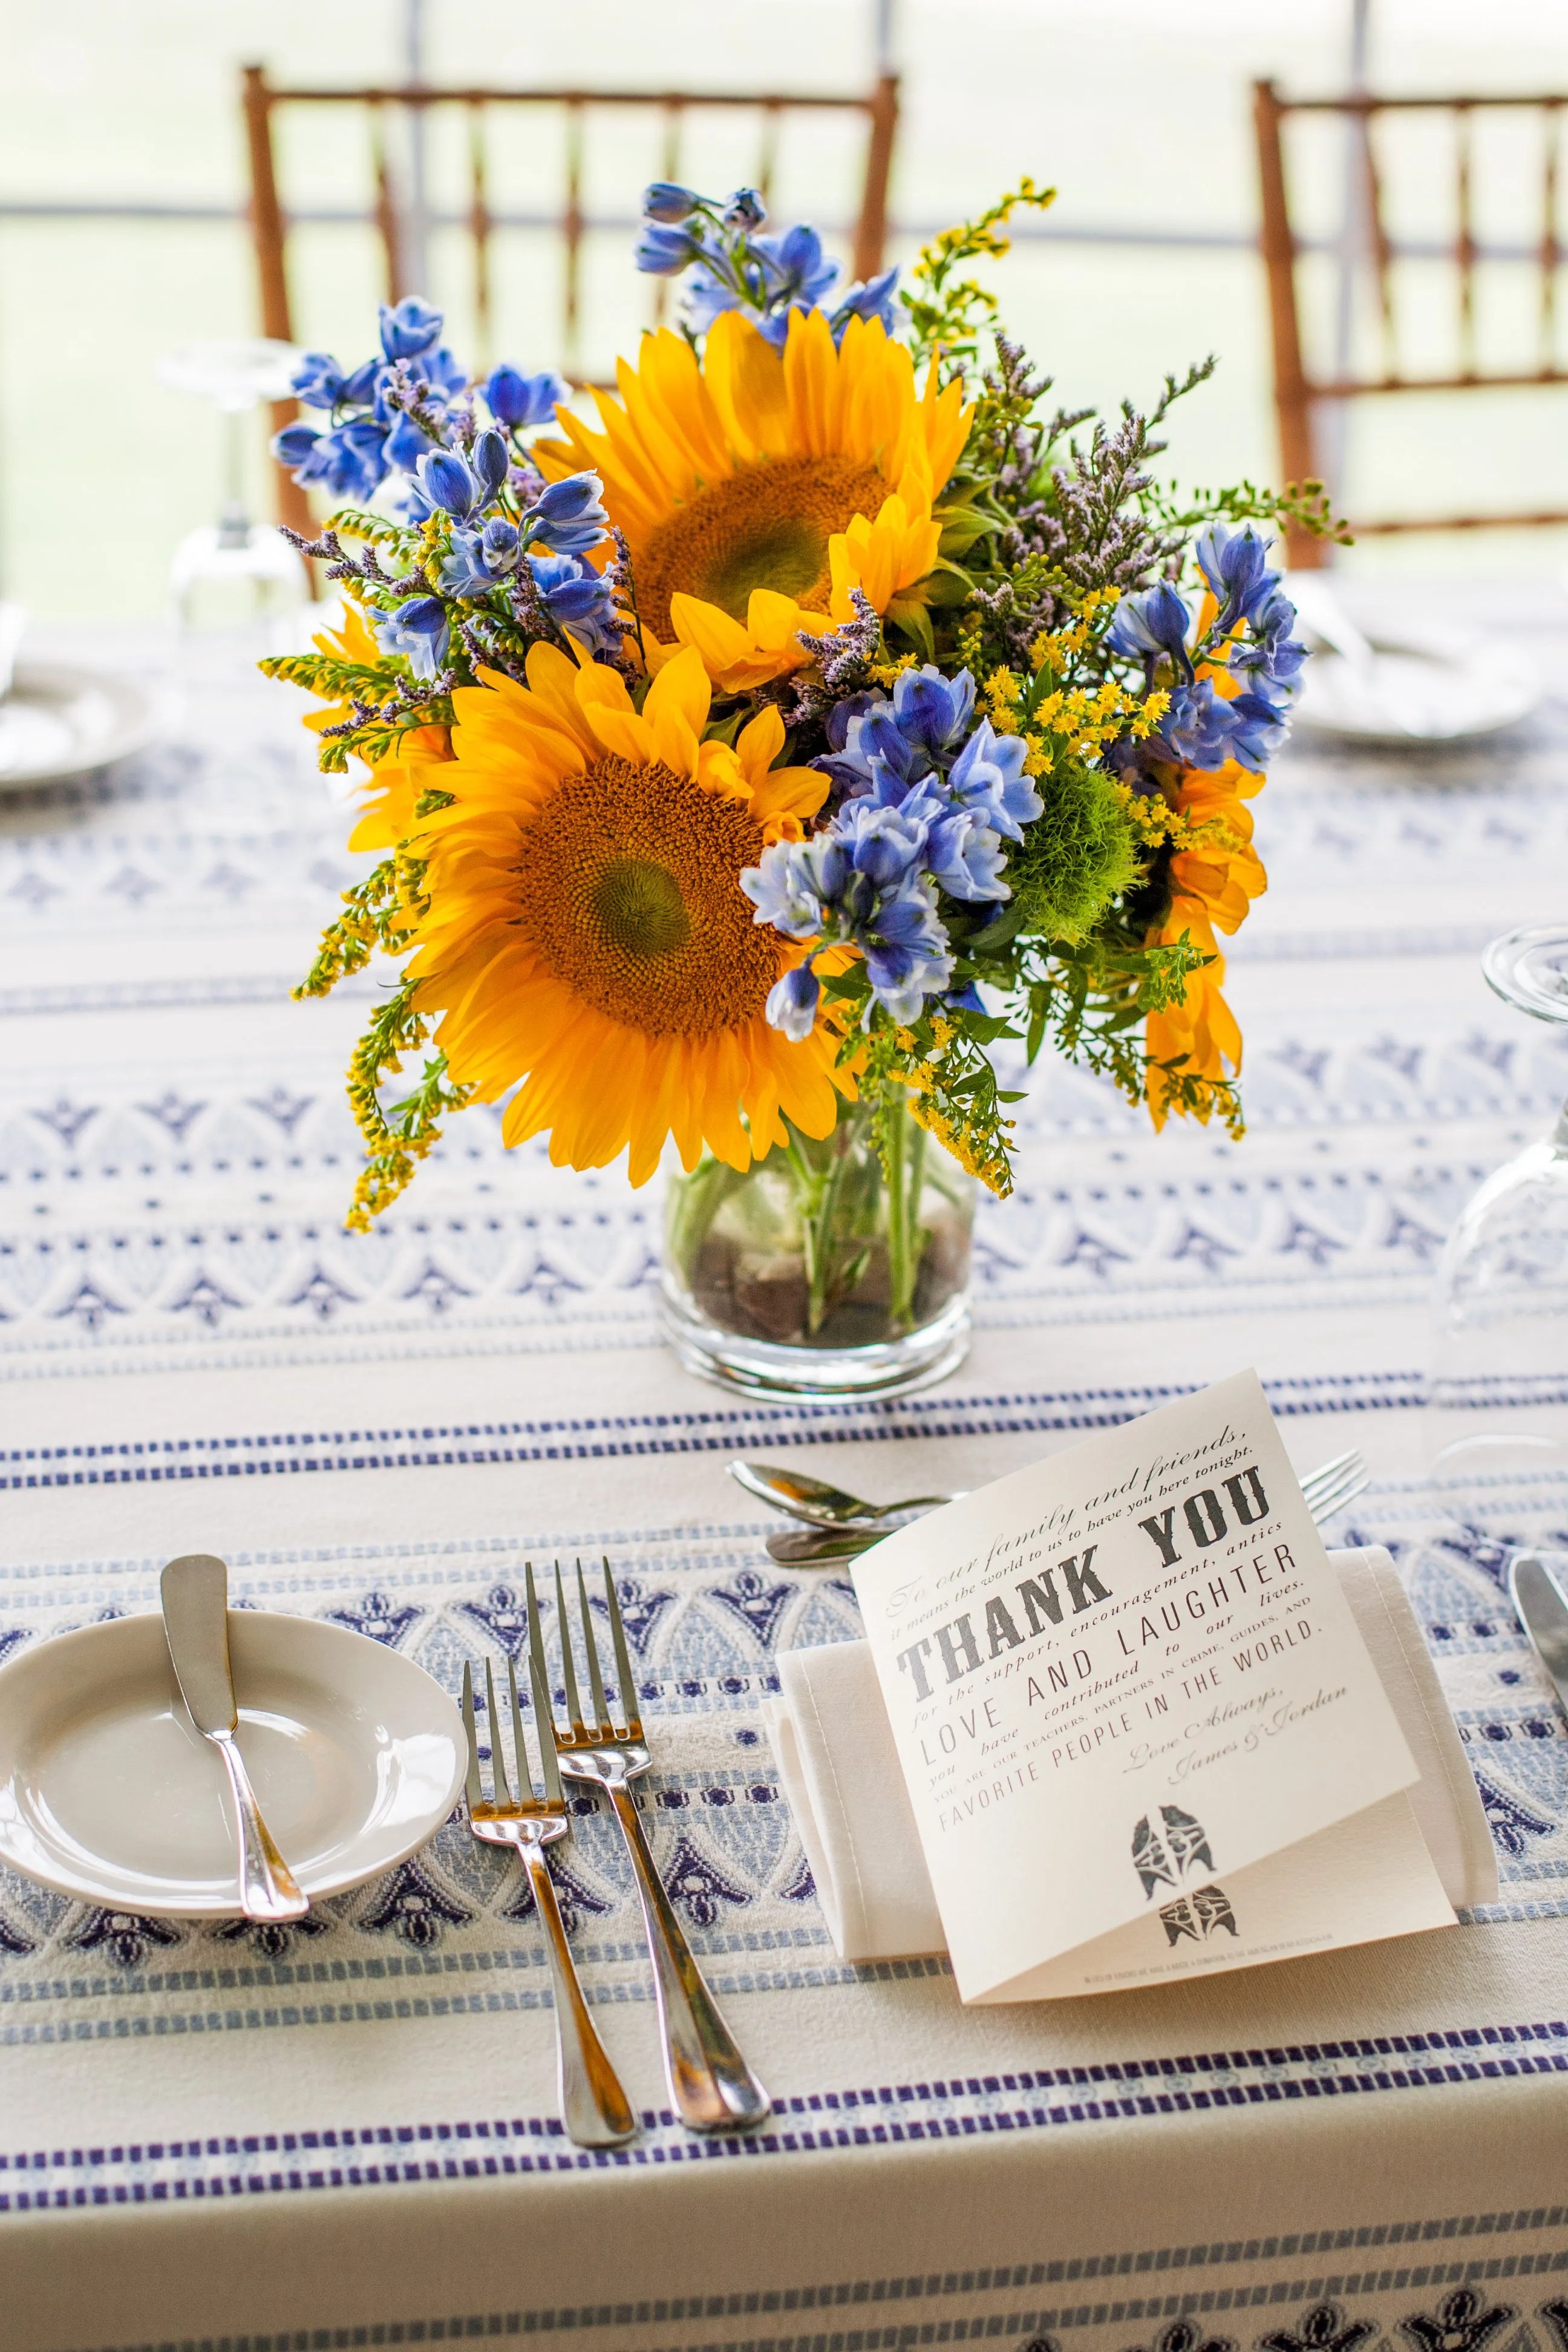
left=728, top=1458, right=959, bottom=1530
left=765, top=1521, right=893, bottom=1566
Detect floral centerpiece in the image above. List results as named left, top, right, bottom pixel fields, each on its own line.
left=264, top=180, right=1332, bottom=1395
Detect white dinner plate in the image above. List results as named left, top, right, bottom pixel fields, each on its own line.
left=1292, top=632, right=1541, bottom=746
left=0, top=661, right=160, bottom=788
left=0, top=1610, right=466, bottom=1915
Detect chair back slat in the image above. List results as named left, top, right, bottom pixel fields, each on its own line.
left=1542, top=103, right=1562, bottom=370
left=562, top=97, right=587, bottom=381
left=1253, top=79, right=1568, bottom=563
left=242, top=64, right=899, bottom=526
left=1454, top=103, right=1477, bottom=379
left=370, top=98, right=407, bottom=305
left=468, top=100, right=493, bottom=367
left=1356, top=113, right=1397, bottom=379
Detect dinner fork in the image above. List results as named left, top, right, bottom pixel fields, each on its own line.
left=533, top=1558, right=771, bottom=2135
left=461, top=1652, right=637, bottom=2148
left=762, top=1446, right=1370, bottom=1564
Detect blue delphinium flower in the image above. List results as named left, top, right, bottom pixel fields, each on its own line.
left=633, top=184, right=898, bottom=351
left=1146, top=679, right=1236, bottom=770
left=377, top=296, right=444, bottom=361
left=923, top=802, right=1010, bottom=902
left=946, top=719, right=1041, bottom=840
left=637, top=221, right=705, bottom=275
left=291, top=352, right=348, bottom=411
left=285, top=414, right=390, bottom=501
left=419, top=447, right=486, bottom=521
left=1106, top=581, right=1193, bottom=675
left=764, top=962, right=823, bottom=1044
left=382, top=410, right=436, bottom=474
left=374, top=595, right=450, bottom=681
left=1229, top=586, right=1308, bottom=698
left=817, top=665, right=1042, bottom=845
left=742, top=694, right=1034, bottom=1030
left=485, top=364, right=566, bottom=430
left=643, top=181, right=704, bottom=223
left=1195, top=522, right=1278, bottom=635
left=274, top=298, right=572, bottom=514
left=1221, top=688, right=1290, bottom=770
left=743, top=799, right=958, bottom=1028
left=527, top=474, right=609, bottom=557
left=436, top=531, right=493, bottom=600
left=528, top=555, right=620, bottom=656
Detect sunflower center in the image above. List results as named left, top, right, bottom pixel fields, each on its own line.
left=636, top=454, right=887, bottom=640
left=514, top=754, right=780, bottom=1037
left=592, top=858, right=691, bottom=958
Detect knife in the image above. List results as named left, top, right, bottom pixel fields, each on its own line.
left=1508, top=1550, right=1568, bottom=1719
left=160, top=1553, right=309, bottom=1920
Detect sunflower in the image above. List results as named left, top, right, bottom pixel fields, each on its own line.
left=1145, top=759, right=1267, bottom=1128
left=304, top=604, right=455, bottom=851
left=402, top=642, right=849, bottom=1181
left=537, top=308, right=972, bottom=693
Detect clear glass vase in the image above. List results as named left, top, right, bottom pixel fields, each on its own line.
left=659, top=1093, right=975, bottom=1398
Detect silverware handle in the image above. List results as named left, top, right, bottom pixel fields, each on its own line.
left=520, top=1841, right=638, bottom=2148
left=766, top=1527, right=878, bottom=1565
left=212, top=1731, right=308, bottom=1920
left=606, top=1783, right=771, bottom=2132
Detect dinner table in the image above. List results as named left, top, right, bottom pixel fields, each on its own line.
left=2, top=578, right=1567, bottom=2352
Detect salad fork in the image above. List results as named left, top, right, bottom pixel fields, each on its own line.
left=461, top=1651, right=636, bottom=2148
left=533, top=1558, right=771, bottom=2135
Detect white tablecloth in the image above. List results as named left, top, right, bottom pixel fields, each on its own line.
left=2, top=595, right=1568, bottom=2352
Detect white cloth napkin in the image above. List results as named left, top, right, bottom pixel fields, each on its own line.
left=763, top=1546, right=1499, bottom=1964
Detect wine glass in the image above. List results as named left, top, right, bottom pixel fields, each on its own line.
left=158, top=339, right=306, bottom=635
left=1427, top=922, right=1568, bottom=1530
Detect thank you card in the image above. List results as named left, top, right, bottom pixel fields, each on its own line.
left=851, top=1370, right=1454, bottom=2002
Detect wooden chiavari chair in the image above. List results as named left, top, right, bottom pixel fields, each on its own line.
left=241, top=63, right=899, bottom=537
left=1254, top=80, right=1568, bottom=566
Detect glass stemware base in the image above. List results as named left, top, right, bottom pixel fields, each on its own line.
left=1428, top=923, right=1568, bottom=1524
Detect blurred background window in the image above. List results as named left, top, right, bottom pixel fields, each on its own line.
left=2, top=0, right=1563, bottom=618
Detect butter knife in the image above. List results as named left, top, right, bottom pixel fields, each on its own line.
left=160, top=1553, right=309, bottom=1920
left=1508, top=1551, right=1568, bottom=1719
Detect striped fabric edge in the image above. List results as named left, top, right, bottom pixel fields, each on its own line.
left=0, top=1370, right=1459, bottom=1493
left=4, top=2019, right=1567, bottom=2210
left=40, top=2214, right=1568, bottom=2352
